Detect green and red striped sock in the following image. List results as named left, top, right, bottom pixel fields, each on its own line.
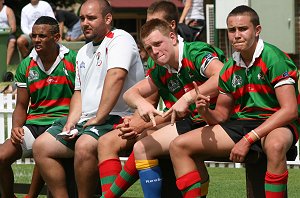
left=176, top=170, right=201, bottom=198
left=99, top=158, right=122, bottom=193
left=102, top=152, right=139, bottom=198
left=265, top=170, right=288, bottom=198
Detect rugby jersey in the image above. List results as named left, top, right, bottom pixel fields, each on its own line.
left=147, top=40, right=226, bottom=123
left=15, top=45, right=77, bottom=125
left=219, top=39, right=300, bottom=136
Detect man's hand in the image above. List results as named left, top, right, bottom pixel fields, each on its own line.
left=136, top=100, right=163, bottom=127
left=117, top=115, right=147, bottom=139
left=83, top=116, right=106, bottom=128
left=229, top=138, right=251, bottom=162
left=193, top=81, right=210, bottom=115
left=10, top=127, right=24, bottom=145
left=61, top=121, right=78, bottom=140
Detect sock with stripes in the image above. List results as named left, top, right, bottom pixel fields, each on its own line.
left=200, top=177, right=209, bottom=197
left=265, top=170, right=288, bottom=198
left=176, top=170, right=201, bottom=198
left=101, top=152, right=139, bottom=198
left=99, top=158, right=122, bottom=194
left=136, top=159, right=162, bottom=198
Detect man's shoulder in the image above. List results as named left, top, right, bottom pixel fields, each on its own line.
left=110, top=29, right=135, bottom=41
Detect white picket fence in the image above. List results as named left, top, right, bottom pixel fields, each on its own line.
left=1, top=93, right=300, bottom=168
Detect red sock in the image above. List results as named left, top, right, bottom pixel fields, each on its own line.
left=176, top=170, right=201, bottom=198
left=98, top=158, right=122, bottom=193
left=265, top=170, right=288, bottom=198
left=103, top=152, right=139, bottom=197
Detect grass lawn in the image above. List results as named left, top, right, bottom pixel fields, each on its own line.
left=12, top=164, right=300, bottom=198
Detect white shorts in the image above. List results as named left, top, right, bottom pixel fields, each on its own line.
left=20, top=126, right=36, bottom=158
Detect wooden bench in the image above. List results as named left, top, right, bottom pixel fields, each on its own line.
left=0, top=93, right=299, bottom=197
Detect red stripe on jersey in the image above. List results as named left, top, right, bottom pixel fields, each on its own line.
left=27, top=113, right=68, bottom=120
left=159, top=70, right=173, bottom=85
left=164, top=100, right=175, bottom=109
left=62, top=58, right=75, bottom=72
left=232, top=84, right=274, bottom=100
left=254, top=58, right=268, bottom=74
left=30, top=98, right=71, bottom=109
left=239, top=106, right=279, bottom=114
left=28, top=76, right=71, bottom=93
left=25, top=60, right=38, bottom=77
left=182, top=58, right=195, bottom=70
left=271, top=70, right=297, bottom=84
left=220, top=65, right=243, bottom=83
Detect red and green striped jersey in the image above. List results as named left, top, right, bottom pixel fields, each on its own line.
left=148, top=41, right=226, bottom=123
left=219, top=41, right=300, bottom=135
left=15, top=48, right=77, bottom=125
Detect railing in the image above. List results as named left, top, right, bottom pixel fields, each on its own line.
left=0, top=93, right=299, bottom=168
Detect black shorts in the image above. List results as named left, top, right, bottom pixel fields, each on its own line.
left=220, top=120, right=297, bottom=160
left=25, top=124, right=51, bottom=138
left=176, top=118, right=206, bottom=135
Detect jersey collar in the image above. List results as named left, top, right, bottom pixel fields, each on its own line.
left=232, top=38, right=264, bottom=68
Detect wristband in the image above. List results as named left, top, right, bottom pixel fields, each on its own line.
left=251, top=130, right=260, bottom=140
left=244, top=133, right=255, bottom=144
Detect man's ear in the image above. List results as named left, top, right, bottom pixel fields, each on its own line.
left=169, top=31, right=178, bottom=45
left=255, top=25, right=262, bottom=37
left=54, top=33, right=60, bottom=42
left=105, top=13, right=113, bottom=25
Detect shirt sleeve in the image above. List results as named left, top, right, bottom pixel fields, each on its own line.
left=106, top=33, right=138, bottom=71
left=15, top=61, right=28, bottom=88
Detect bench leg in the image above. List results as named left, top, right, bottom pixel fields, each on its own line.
left=159, top=158, right=182, bottom=198
left=245, top=155, right=266, bottom=198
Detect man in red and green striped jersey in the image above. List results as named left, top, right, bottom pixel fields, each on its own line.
left=169, top=5, right=299, bottom=198
left=121, top=18, right=225, bottom=198
left=0, top=16, right=76, bottom=198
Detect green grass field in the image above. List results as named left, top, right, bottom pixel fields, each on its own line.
left=12, top=164, right=300, bottom=198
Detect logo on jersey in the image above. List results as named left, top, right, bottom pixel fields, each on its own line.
left=80, top=61, right=85, bottom=69
left=257, top=72, right=265, bottom=80
left=96, top=52, right=102, bottom=67
left=231, top=74, right=243, bottom=88
left=28, top=70, right=39, bottom=82
left=203, top=53, right=214, bottom=66
left=47, top=76, right=58, bottom=84
left=167, top=78, right=181, bottom=93
left=282, top=71, right=290, bottom=78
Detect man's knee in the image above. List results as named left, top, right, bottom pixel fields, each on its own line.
left=0, top=140, right=21, bottom=166
left=75, top=137, right=97, bottom=161
left=133, top=140, right=147, bottom=157
left=98, top=130, right=118, bottom=148
left=17, top=36, right=27, bottom=47
left=264, top=141, right=288, bottom=161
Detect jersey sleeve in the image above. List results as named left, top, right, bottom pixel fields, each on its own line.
left=268, top=58, right=298, bottom=87
left=15, top=59, right=30, bottom=88
left=188, top=43, right=221, bottom=78
left=106, top=33, right=138, bottom=71
left=218, top=60, right=233, bottom=94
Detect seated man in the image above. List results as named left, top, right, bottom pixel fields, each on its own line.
left=97, top=2, right=224, bottom=197
left=0, top=0, right=17, bottom=65
left=124, top=19, right=225, bottom=198
left=169, top=5, right=299, bottom=198
left=32, top=0, right=144, bottom=197
left=0, top=16, right=76, bottom=198
left=17, top=0, right=55, bottom=58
